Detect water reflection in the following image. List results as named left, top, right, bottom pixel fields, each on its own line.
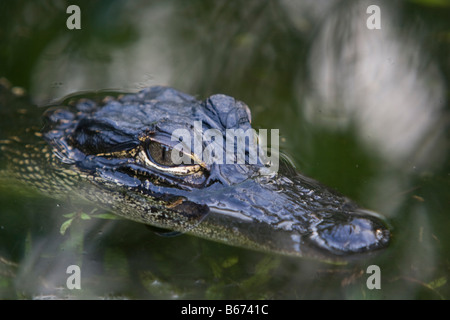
left=303, top=0, right=446, bottom=170
left=291, top=0, right=448, bottom=299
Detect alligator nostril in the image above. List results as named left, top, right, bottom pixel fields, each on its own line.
left=309, top=215, right=391, bottom=254
left=375, top=228, right=383, bottom=240
left=375, top=227, right=390, bottom=244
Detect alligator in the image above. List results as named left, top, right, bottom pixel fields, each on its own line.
left=0, top=80, right=390, bottom=261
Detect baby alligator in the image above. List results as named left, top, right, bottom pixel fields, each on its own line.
left=0, top=81, right=390, bottom=261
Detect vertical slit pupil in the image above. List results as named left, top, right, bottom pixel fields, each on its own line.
left=161, top=145, right=169, bottom=162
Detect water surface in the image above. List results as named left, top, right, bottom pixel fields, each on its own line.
left=0, top=0, right=448, bottom=299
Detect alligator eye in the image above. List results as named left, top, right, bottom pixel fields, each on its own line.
left=148, top=142, right=176, bottom=167
left=142, top=141, right=203, bottom=175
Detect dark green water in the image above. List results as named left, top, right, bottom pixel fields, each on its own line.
left=0, top=0, right=449, bottom=299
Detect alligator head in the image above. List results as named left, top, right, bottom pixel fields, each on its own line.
left=41, top=86, right=390, bottom=261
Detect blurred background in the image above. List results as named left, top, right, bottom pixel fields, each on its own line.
left=0, top=0, right=448, bottom=299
